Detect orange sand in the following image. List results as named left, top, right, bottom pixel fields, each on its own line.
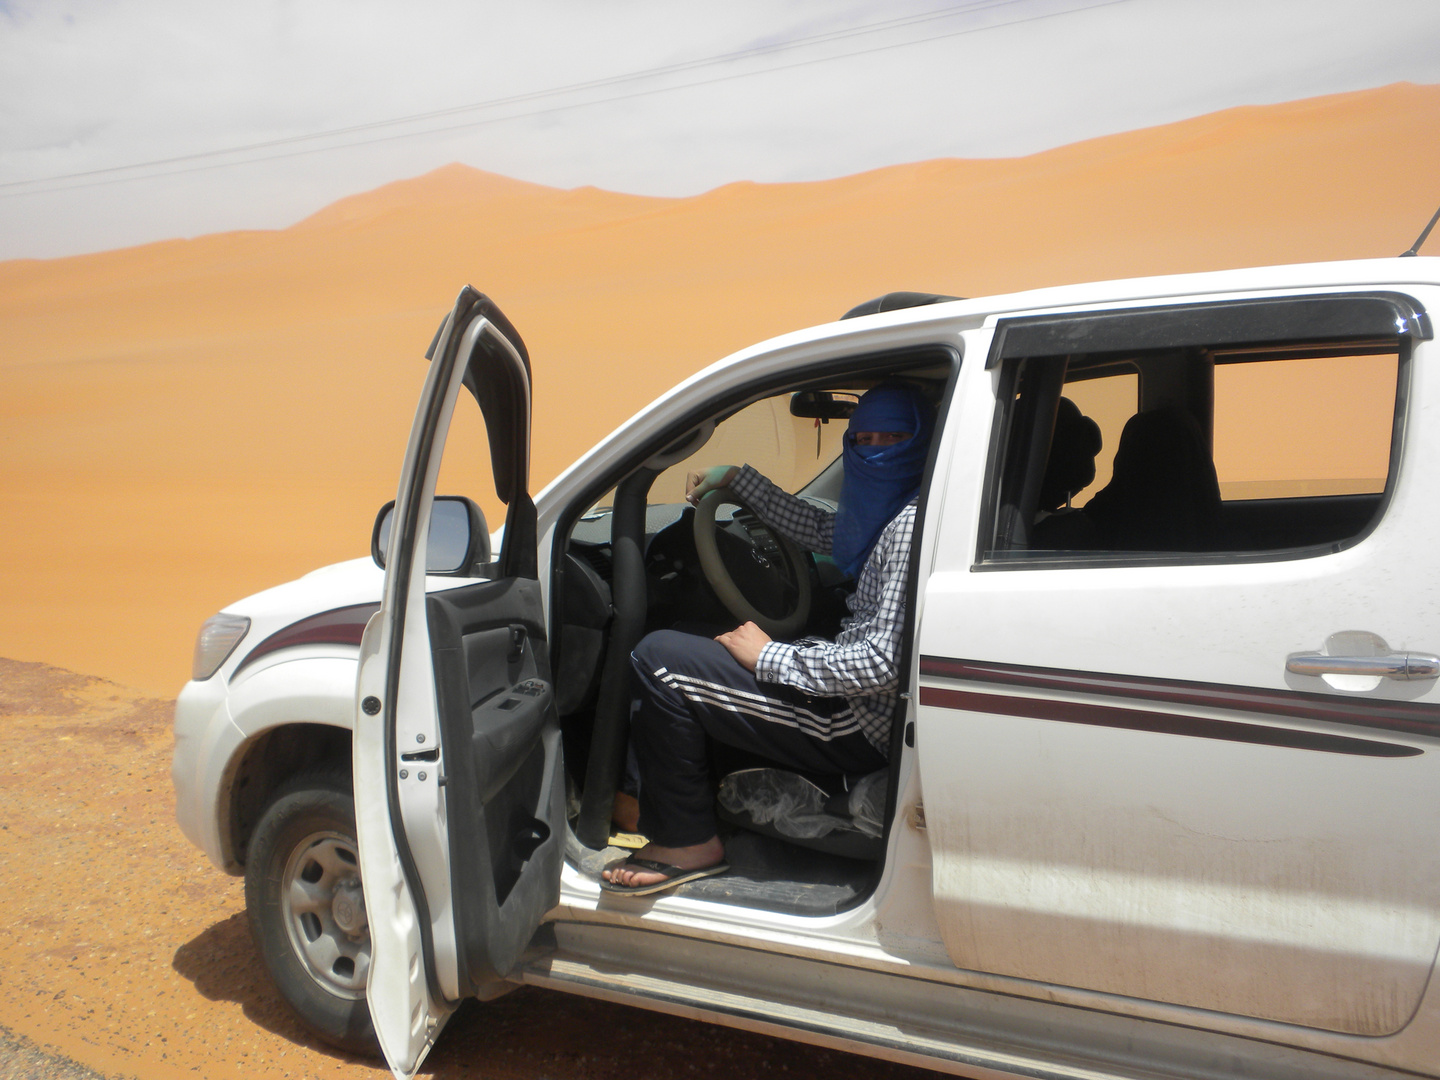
left=0, top=658, right=935, bottom=1080
left=2, top=82, right=1438, bottom=697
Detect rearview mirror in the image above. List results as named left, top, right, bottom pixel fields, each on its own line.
left=371, top=496, right=490, bottom=574
left=790, top=390, right=858, bottom=421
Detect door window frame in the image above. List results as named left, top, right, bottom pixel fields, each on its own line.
left=974, top=292, right=1429, bottom=572
left=546, top=342, right=963, bottom=909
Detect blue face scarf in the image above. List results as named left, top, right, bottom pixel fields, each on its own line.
left=831, top=381, right=935, bottom=578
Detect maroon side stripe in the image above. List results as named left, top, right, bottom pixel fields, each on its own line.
left=918, top=686, right=1420, bottom=758
left=232, top=602, right=382, bottom=677
left=920, top=656, right=1438, bottom=750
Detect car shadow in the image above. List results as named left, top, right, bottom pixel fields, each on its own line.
left=173, top=914, right=940, bottom=1079
left=427, top=989, right=944, bottom=1079
left=170, top=912, right=374, bottom=1066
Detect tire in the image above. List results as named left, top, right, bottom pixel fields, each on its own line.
left=244, top=769, right=379, bottom=1054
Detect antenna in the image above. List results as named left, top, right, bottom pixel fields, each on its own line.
left=1400, top=202, right=1440, bottom=257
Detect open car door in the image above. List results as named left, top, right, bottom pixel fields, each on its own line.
left=354, top=289, right=565, bottom=1078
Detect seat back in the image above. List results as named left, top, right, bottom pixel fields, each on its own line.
left=1081, top=406, right=1221, bottom=551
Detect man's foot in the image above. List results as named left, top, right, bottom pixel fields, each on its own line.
left=611, top=792, right=641, bottom=834
left=601, top=836, right=726, bottom=892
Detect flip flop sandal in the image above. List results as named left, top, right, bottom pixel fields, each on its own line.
left=599, top=856, right=730, bottom=896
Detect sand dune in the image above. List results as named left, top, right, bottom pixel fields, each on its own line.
left=2, top=82, right=1438, bottom=696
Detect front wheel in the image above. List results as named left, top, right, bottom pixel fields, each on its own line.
left=244, top=770, right=378, bottom=1054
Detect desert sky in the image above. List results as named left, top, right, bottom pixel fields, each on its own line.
left=8, top=0, right=1439, bottom=259
left=2, top=81, right=1439, bottom=697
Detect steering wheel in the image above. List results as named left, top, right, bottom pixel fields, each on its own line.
left=693, top=487, right=812, bottom=639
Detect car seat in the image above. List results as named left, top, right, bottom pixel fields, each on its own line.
left=716, top=766, right=887, bottom=861
left=1080, top=406, right=1221, bottom=551
left=1030, top=397, right=1102, bottom=549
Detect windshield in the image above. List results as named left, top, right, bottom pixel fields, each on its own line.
left=647, top=392, right=852, bottom=504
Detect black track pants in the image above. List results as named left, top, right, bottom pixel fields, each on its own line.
left=629, top=629, right=887, bottom=848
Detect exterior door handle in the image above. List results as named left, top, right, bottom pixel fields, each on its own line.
left=1287, top=631, right=1440, bottom=681
left=1286, top=652, right=1440, bottom=679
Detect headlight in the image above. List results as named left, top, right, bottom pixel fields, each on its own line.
left=191, top=613, right=251, bottom=681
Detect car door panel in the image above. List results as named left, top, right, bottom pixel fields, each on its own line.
left=355, top=289, right=562, bottom=1079
left=915, top=294, right=1440, bottom=1036
left=427, top=576, right=564, bottom=990
left=354, top=615, right=444, bottom=1071
left=916, top=652, right=1440, bottom=1034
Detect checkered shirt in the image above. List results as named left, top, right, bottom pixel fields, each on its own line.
left=729, top=465, right=914, bottom=754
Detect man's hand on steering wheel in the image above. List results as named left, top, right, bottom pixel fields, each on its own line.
left=690, top=469, right=812, bottom=638
left=715, top=621, right=772, bottom=672
left=686, top=465, right=739, bottom=505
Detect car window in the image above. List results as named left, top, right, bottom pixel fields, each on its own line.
left=1212, top=350, right=1397, bottom=500
left=984, top=310, right=1406, bottom=563
left=647, top=392, right=853, bottom=504
left=575, top=392, right=853, bottom=528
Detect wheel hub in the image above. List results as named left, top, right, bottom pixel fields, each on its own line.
left=331, top=880, right=367, bottom=936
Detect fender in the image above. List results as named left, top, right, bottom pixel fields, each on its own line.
left=197, top=653, right=362, bottom=871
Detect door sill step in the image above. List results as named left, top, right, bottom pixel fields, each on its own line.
left=511, top=922, right=1406, bottom=1080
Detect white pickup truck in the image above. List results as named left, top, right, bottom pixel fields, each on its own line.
left=174, top=257, right=1440, bottom=1080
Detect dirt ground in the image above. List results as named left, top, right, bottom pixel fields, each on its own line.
left=0, top=658, right=945, bottom=1080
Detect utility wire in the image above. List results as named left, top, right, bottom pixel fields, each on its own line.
left=5, top=0, right=1030, bottom=187
left=2, top=0, right=1126, bottom=198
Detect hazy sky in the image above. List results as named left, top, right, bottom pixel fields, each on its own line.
left=3, top=0, right=1438, bottom=259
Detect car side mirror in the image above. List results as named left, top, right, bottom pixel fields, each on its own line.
left=790, top=390, right=858, bottom=420
left=371, top=496, right=490, bottom=574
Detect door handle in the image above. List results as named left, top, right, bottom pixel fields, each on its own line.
left=1286, top=652, right=1440, bottom=680
left=1287, top=630, right=1439, bottom=681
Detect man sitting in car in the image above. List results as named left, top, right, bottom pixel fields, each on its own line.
left=602, top=381, right=934, bottom=894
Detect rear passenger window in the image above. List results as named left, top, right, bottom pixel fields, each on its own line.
left=1212, top=350, right=1397, bottom=500
left=982, top=296, right=1418, bottom=564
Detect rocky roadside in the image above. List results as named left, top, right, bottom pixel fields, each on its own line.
left=0, top=1024, right=114, bottom=1080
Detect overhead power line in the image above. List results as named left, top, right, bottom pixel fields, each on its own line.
left=5, top=0, right=1032, bottom=186
left=1, top=0, right=1126, bottom=198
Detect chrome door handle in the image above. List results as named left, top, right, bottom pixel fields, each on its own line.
left=1288, top=631, right=1439, bottom=681
left=1287, top=652, right=1440, bottom=680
